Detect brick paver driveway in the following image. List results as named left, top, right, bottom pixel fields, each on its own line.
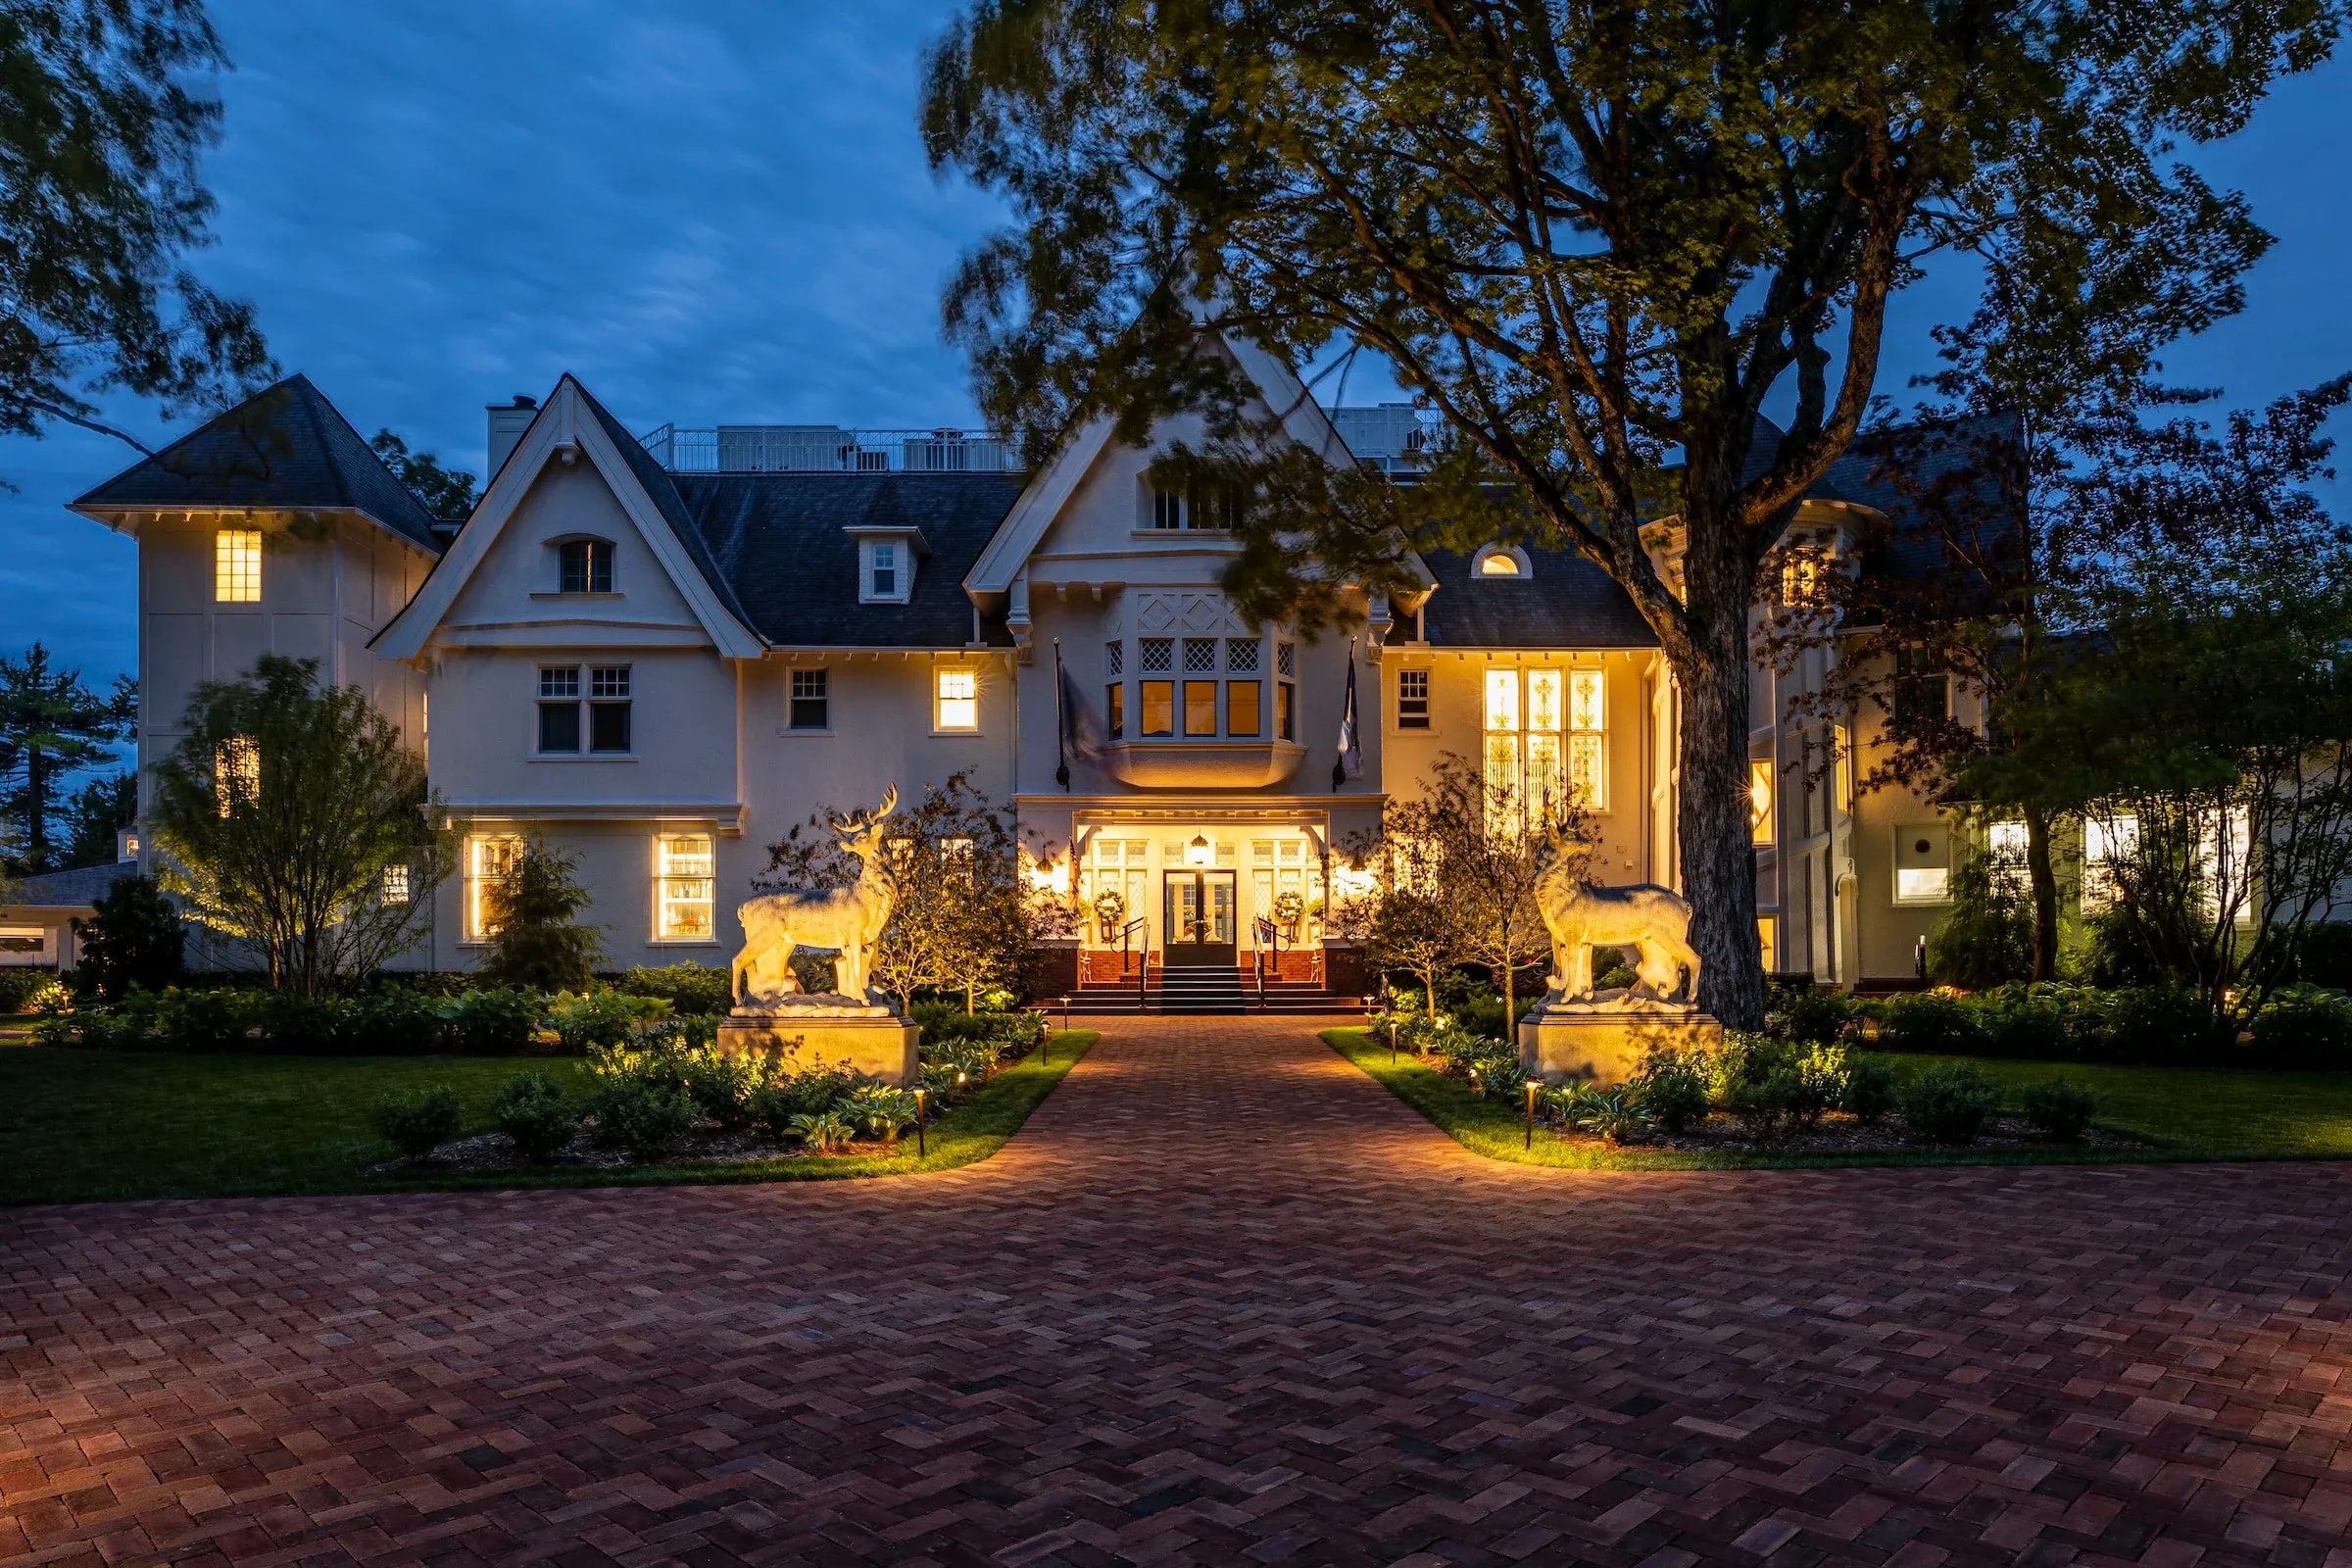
left=6, top=1019, right=2352, bottom=1567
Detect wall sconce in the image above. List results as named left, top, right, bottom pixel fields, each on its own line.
left=1187, top=834, right=1210, bottom=867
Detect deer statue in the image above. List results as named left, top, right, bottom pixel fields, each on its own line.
left=731, top=786, right=900, bottom=1007
left=1531, top=821, right=1702, bottom=1004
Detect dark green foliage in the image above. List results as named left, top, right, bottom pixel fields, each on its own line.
left=2247, top=987, right=2352, bottom=1070
left=1926, top=856, right=2036, bottom=990
left=2295, top=924, right=2352, bottom=989
left=748, top=1068, right=857, bottom=1139
left=0, top=968, right=53, bottom=1012
left=911, top=1004, right=1046, bottom=1055
left=334, top=987, right=442, bottom=1054
left=1841, top=1057, right=1900, bottom=1124
left=545, top=989, right=664, bottom=1054
left=2019, top=1079, right=2098, bottom=1141
left=1630, top=1049, right=1710, bottom=1134
left=490, top=1072, right=575, bottom=1162
left=368, top=1085, right=460, bottom=1159
left=615, top=961, right=733, bottom=1017
left=436, top=987, right=541, bottom=1055
left=680, top=1050, right=760, bottom=1131
left=1770, top=984, right=1856, bottom=1048
left=2099, top=986, right=2225, bottom=1064
left=1563, top=1084, right=1648, bottom=1145
left=369, top=429, right=477, bottom=518
left=1973, top=985, right=2069, bottom=1059
left=591, top=1083, right=700, bottom=1162
left=60, top=768, right=136, bottom=869
left=1899, top=1064, right=2004, bottom=1145
left=475, top=838, right=602, bottom=992
left=1, top=645, right=134, bottom=873
left=71, top=873, right=182, bottom=1000
left=256, top=990, right=341, bottom=1050
left=1878, top=992, right=1991, bottom=1054
left=1592, top=949, right=1639, bottom=992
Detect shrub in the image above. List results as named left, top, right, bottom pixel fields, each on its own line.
left=475, top=839, right=603, bottom=992
left=1631, top=1049, right=1711, bottom=1133
left=1841, top=1056, right=1899, bottom=1123
left=789, top=1109, right=858, bottom=1153
left=849, top=1084, right=920, bottom=1144
left=1592, top=949, right=1639, bottom=991
left=546, top=989, right=668, bottom=1054
left=593, top=1083, right=701, bottom=1161
left=11, top=974, right=67, bottom=1017
left=1565, top=1085, right=1649, bottom=1145
left=1772, top=985, right=1856, bottom=1048
left=491, top=1072, right=576, bottom=1161
left=2100, top=986, right=2221, bottom=1064
left=614, top=961, right=734, bottom=1017
left=337, top=987, right=443, bottom=1053
left=1899, top=1063, right=2003, bottom=1145
left=437, top=987, right=543, bottom=1054
left=1704, top=1031, right=1789, bottom=1100
left=2295, top=922, right=2352, bottom=989
left=750, top=1068, right=856, bottom=1138
left=156, top=986, right=258, bottom=1052
left=257, top=990, right=343, bottom=1052
left=1788, top=1043, right=1850, bottom=1129
left=73, top=875, right=185, bottom=1002
left=1877, top=991, right=1990, bottom=1054
left=2247, top=986, right=2352, bottom=1070
left=1726, top=1070, right=1807, bottom=1143
left=681, top=1049, right=761, bottom=1131
left=1925, top=852, right=2035, bottom=989
left=370, top=1085, right=462, bottom=1159
left=1973, top=985, right=2069, bottom=1059
left=2019, top=1078, right=2097, bottom=1141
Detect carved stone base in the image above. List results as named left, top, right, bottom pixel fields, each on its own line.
left=716, top=1011, right=920, bottom=1087
left=1518, top=1004, right=1723, bottom=1086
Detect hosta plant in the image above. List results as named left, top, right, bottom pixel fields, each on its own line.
left=1566, top=1086, right=1651, bottom=1147
left=850, top=1084, right=920, bottom=1143
left=789, top=1109, right=858, bottom=1154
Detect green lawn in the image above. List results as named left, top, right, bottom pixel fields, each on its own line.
left=0, top=1032, right=1098, bottom=1205
left=1324, top=1027, right=2352, bottom=1169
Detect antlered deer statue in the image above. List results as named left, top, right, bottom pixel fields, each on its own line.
left=731, top=786, right=900, bottom=1006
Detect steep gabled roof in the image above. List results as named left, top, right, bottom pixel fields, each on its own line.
left=569, top=383, right=763, bottom=636
left=73, top=373, right=445, bottom=553
left=671, top=472, right=1022, bottom=647
left=1417, top=546, right=1661, bottom=649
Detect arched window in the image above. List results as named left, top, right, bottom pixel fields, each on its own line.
left=1471, top=543, right=1532, bottom=578
left=555, top=537, right=614, bottom=593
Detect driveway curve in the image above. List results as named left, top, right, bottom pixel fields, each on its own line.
left=4, top=1016, right=2350, bottom=1565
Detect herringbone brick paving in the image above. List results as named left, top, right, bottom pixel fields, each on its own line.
left=4, top=1018, right=2351, bottom=1567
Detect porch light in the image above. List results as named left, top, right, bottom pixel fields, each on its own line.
left=1187, top=834, right=1210, bottom=866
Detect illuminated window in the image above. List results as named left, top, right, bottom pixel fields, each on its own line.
left=2082, top=813, right=2136, bottom=913
left=1894, top=824, right=1951, bottom=904
left=1485, top=665, right=1606, bottom=832
left=657, top=833, right=715, bottom=940
left=1396, top=667, right=1430, bottom=729
left=1227, top=679, right=1261, bottom=737
left=558, top=538, right=612, bottom=593
left=1183, top=679, right=1218, bottom=737
left=216, top=736, right=259, bottom=816
left=1472, top=543, right=1531, bottom=577
left=466, top=833, right=523, bottom=940
left=1276, top=641, right=1296, bottom=740
left=1106, top=678, right=1125, bottom=737
left=0, top=926, right=47, bottom=956
left=1988, top=818, right=2031, bottom=895
left=935, top=666, right=978, bottom=731
left=215, top=528, right=262, bottom=603
left=382, top=863, right=410, bottom=906
left=1141, top=680, right=1173, bottom=737
left=2202, top=805, right=2253, bottom=923
left=1758, top=915, right=1778, bottom=973
left=1750, top=761, right=1774, bottom=846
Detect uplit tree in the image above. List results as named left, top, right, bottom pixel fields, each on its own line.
left=148, top=656, right=450, bottom=995
left=921, top=0, right=2335, bottom=1024
left=477, top=838, right=604, bottom=992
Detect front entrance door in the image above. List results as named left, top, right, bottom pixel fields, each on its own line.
left=1162, top=870, right=1237, bottom=966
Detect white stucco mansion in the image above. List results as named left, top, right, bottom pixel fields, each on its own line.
left=33, top=329, right=1977, bottom=997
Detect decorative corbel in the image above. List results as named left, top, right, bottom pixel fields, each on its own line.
left=1007, top=576, right=1034, bottom=664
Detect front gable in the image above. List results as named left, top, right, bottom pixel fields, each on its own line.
left=373, top=376, right=763, bottom=662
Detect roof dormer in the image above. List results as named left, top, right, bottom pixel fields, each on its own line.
left=848, top=524, right=928, bottom=605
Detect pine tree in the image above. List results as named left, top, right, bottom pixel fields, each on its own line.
left=0, top=645, right=134, bottom=873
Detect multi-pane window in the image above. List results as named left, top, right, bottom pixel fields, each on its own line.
left=789, top=668, right=829, bottom=730
left=1139, top=638, right=1174, bottom=736
left=215, top=528, right=262, bottom=603
left=1484, top=667, right=1607, bottom=830
left=558, top=538, right=612, bottom=593
left=1250, top=839, right=1324, bottom=936
left=1276, top=641, right=1297, bottom=741
left=1140, top=638, right=1173, bottom=673
left=1396, top=667, right=1430, bottom=729
left=1152, top=485, right=1186, bottom=530
left=1087, top=839, right=1151, bottom=939
left=871, top=543, right=898, bottom=598
left=1225, top=639, right=1259, bottom=672
left=1183, top=637, right=1217, bottom=673
left=215, top=736, right=259, bottom=816
left=466, top=833, right=523, bottom=940
left=1750, top=761, right=1776, bottom=846
left=382, top=864, right=411, bottom=906
left=1104, top=640, right=1124, bottom=677
left=1892, top=646, right=1948, bottom=729
left=935, top=666, right=978, bottom=731
left=538, top=665, right=631, bottom=753
left=657, top=833, right=715, bottom=940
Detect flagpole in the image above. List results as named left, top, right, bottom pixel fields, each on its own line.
left=1054, top=637, right=1070, bottom=790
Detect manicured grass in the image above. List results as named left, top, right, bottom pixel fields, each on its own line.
left=1323, top=1028, right=2352, bottom=1169
left=0, top=1032, right=1098, bottom=1205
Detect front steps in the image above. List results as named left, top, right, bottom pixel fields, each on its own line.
left=1058, top=962, right=1350, bottom=1015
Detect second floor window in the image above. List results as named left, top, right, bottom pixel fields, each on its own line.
left=790, top=667, right=828, bottom=730
left=538, top=664, right=631, bottom=753
left=1396, top=667, right=1430, bottom=729
left=559, top=538, right=612, bottom=593
left=871, top=543, right=897, bottom=598
left=215, top=528, right=262, bottom=602
left=1106, top=680, right=1125, bottom=738
left=935, top=666, right=978, bottom=731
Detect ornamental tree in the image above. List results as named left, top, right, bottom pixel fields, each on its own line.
left=921, top=0, right=2337, bottom=1025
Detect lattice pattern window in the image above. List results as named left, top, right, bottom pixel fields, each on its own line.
left=1104, top=640, right=1124, bottom=677
left=215, top=529, right=261, bottom=603
left=1226, top=639, right=1259, bottom=672
left=1183, top=638, right=1217, bottom=673
left=1140, top=638, right=1173, bottom=673
left=657, top=833, right=715, bottom=939
left=1276, top=641, right=1296, bottom=677
left=382, top=864, right=411, bottom=906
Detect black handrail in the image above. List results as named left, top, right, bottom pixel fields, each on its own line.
left=1252, top=917, right=1325, bottom=1007
left=1115, top=916, right=1149, bottom=1007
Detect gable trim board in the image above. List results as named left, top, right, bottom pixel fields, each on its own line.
left=374, top=375, right=764, bottom=663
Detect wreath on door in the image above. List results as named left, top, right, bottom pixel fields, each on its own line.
left=1092, top=889, right=1126, bottom=932
left=1272, top=891, right=1306, bottom=933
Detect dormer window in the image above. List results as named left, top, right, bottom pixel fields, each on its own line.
left=852, top=529, right=922, bottom=604
left=871, top=543, right=898, bottom=598
left=1472, top=543, right=1532, bottom=577
left=558, top=538, right=613, bottom=593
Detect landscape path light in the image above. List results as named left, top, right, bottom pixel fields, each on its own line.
left=913, top=1086, right=927, bottom=1157
left=1525, top=1078, right=1541, bottom=1149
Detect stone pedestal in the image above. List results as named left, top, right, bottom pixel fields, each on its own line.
left=1518, top=1001, right=1723, bottom=1086
left=716, top=995, right=919, bottom=1086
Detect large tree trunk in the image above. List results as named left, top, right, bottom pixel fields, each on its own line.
left=1672, top=488, right=1769, bottom=1031
left=2025, top=805, right=2059, bottom=982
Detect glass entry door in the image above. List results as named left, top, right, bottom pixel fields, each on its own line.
left=1163, top=870, right=1237, bottom=965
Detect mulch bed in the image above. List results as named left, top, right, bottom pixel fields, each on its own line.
left=1547, top=1109, right=2150, bottom=1155
left=367, top=1123, right=901, bottom=1175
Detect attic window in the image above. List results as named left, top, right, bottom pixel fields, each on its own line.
left=858, top=536, right=914, bottom=604
left=1472, top=543, right=1532, bottom=578
left=558, top=538, right=613, bottom=593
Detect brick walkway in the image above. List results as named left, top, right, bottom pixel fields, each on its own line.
left=5, top=1018, right=2352, bottom=1567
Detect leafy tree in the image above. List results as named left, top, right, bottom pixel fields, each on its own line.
left=761, top=771, right=1070, bottom=1012
left=921, top=1, right=2336, bottom=1025
left=0, top=0, right=271, bottom=464
left=1924, top=847, right=2035, bottom=990
left=148, top=655, right=450, bottom=995
left=0, top=644, right=134, bottom=872
left=477, top=837, right=603, bottom=992
left=73, top=872, right=183, bottom=1000
left=1351, top=821, right=1459, bottom=1019
left=370, top=428, right=478, bottom=518
left=60, top=768, right=137, bottom=868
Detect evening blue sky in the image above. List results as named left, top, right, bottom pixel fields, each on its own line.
left=4, top=0, right=2349, bottom=691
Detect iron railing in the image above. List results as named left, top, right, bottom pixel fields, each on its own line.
left=638, top=422, right=1021, bottom=474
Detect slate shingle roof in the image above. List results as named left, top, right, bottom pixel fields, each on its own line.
left=2, top=861, right=135, bottom=910
left=1418, top=547, right=1661, bottom=649
left=74, top=374, right=445, bottom=554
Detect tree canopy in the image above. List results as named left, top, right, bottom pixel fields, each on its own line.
left=921, top=0, right=2339, bottom=1024
left=370, top=428, right=478, bottom=519
left=0, top=644, right=134, bottom=873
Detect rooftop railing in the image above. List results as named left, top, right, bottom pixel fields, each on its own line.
left=639, top=422, right=1021, bottom=474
